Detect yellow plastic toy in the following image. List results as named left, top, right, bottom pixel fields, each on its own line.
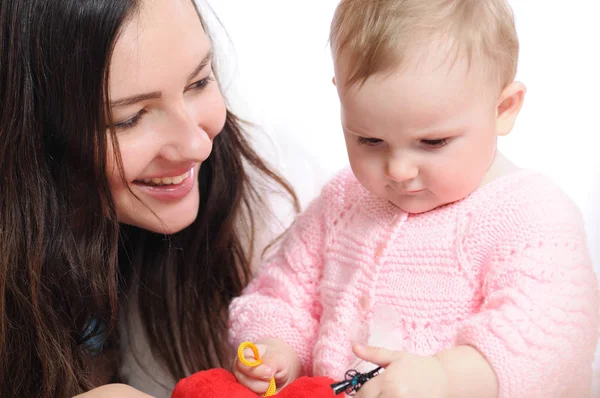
left=237, top=341, right=277, bottom=397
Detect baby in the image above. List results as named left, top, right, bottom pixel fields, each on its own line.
left=228, top=0, right=600, bottom=397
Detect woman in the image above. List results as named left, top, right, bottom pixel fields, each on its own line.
left=0, top=0, right=297, bottom=396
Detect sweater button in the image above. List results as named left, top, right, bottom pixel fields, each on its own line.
left=359, top=295, right=371, bottom=311
left=375, top=243, right=386, bottom=257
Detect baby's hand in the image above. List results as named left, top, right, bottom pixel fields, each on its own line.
left=232, top=338, right=299, bottom=395
left=353, top=344, right=449, bottom=398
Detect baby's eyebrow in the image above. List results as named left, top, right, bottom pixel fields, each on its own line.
left=342, top=125, right=372, bottom=137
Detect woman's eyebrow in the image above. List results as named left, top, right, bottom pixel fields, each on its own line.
left=187, top=50, right=213, bottom=82
left=110, top=50, right=213, bottom=108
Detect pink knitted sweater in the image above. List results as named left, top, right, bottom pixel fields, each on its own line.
left=228, top=169, right=600, bottom=397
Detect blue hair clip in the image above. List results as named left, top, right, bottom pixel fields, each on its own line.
left=78, top=317, right=108, bottom=357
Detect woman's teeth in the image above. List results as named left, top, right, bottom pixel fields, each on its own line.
left=141, top=170, right=190, bottom=186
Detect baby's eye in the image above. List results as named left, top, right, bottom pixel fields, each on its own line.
left=357, top=137, right=383, bottom=146
left=421, top=138, right=448, bottom=148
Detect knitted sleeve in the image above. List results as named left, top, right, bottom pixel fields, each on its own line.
left=228, top=169, right=356, bottom=375
left=456, top=179, right=600, bottom=397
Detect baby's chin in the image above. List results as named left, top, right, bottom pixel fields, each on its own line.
left=388, top=190, right=473, bottom=214
left=387, top=197, right=442, bottom=214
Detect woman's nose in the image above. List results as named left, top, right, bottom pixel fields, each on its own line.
left=159, top=105, right=214, bottom=163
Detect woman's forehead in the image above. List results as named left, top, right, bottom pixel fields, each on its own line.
left=109, top=0, right=210, bottom=98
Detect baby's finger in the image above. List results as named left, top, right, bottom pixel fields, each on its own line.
left=353, top=344, right=399, bottom=367
left=260, top=350, right=290, bottom=382
left=235, top=343, right=273, bottom=376
left=232, top=367, right=272, bottom=395
left=235, top=359, right=273, bottom=380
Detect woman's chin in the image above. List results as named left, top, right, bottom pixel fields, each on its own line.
left=141, top=216, right=197, bottom=235
left=118, top=193, right=200, bottom=235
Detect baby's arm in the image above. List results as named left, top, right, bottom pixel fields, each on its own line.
left=228, top=196, right=325, bottom=378
left=229, top=171, right=354, bottom=390
left=453, top=187, right=600, bottom=398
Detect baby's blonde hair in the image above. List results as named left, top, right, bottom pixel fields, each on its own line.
left=330, top=0, right=519, bottom=91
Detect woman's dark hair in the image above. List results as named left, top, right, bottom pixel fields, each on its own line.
left=0, top=0, right=298, bottom=396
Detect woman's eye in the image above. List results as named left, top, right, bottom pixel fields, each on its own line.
left=114, top=109, right=147, bottom=130
left=111, top=76, right=215, bottom=131
left=185, top=76, right=214, bottom=92
left=357, top=137, right=383, bottom=146
left=421, top=138, right=448, bottom=148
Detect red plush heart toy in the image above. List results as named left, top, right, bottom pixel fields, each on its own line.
left=171, top=368, right=337, bottom=398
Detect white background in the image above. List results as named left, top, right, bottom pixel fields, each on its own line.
left=201, top=0, right=600, bottom=393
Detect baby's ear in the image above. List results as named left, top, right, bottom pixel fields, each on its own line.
left=332, top=76, right=336, bottom=86
left=496, top=81, right=526, bottom=136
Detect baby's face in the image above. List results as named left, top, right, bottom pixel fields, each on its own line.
left=334, top=51, right=501, bottom=213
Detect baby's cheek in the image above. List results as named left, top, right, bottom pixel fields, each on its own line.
left=427, top=167, right=461, bottom=194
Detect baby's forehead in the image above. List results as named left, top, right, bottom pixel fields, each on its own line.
left=335, top=42, right=501, bottom=96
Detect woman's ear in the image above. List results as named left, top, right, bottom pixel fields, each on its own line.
left=496, top=81, right=526, bottom=136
